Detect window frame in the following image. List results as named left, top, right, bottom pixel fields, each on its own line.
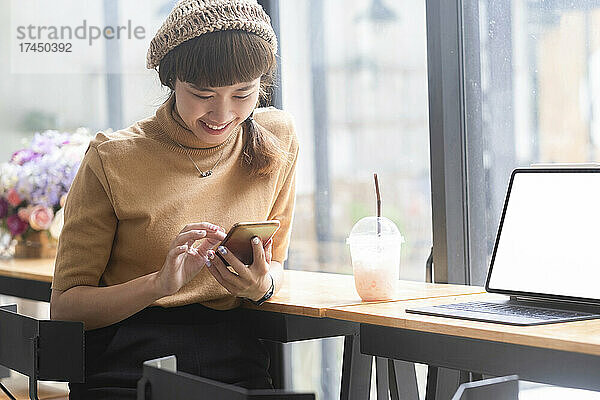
left=426, top=0, right=487, bottom=285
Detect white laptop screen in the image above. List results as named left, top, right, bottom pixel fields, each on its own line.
left=486, top=169, right=600, bottom=302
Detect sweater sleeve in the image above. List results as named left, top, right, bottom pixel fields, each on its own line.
left=268, top=136, right=299, bottom=265
left=51, top=144, right=118, bottom=291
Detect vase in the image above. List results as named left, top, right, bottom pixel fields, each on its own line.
left=14, top=230, right=57, bottom=259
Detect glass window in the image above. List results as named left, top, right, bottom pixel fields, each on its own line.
left=280, top=0, right=432, bottom=281
left=279, top=1, right=431, bottom=398
left=465, top=0, right=600, bottom=280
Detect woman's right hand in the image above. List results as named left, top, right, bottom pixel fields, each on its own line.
left=155, top=222, right=227, bottom=297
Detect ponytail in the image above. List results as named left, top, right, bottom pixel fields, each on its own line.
left=241, top=113, right=291, bottom=177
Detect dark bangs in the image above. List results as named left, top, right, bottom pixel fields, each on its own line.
left=158, top=30, right=276, bottom=103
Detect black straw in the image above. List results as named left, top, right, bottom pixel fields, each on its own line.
left=374, top=173, right=381, bottom=236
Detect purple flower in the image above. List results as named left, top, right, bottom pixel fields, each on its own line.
left=31, top=131, right=73, bottom=154
left=6, top=214, right=28, bottom=237
left=10, top=149, right=42, bottom=166
left=31, top=133, right=55, bottom=154
left=0, top=197, right=8, bottom=218
left=2, top=130, right=91, bottom=212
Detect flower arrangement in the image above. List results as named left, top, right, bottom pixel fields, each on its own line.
left=0, top=129, right=92, bottom=248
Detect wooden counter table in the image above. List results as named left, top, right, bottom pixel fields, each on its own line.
left=0, top=259, right=486, bottom=310
left=326, top=293, right=600, bottom=398
left=0, top=258, right=54, bottom=302
left=242, top=269, right=486, bottom=317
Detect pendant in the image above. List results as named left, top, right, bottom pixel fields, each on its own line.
left=200, top=170, right=212, bottom=177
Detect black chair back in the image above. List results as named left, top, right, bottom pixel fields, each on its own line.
left=452, top=375, right=519, bottom=400
left=137, top=355, right=315, bottom=400
left=0, top=304, right=84, bottom=400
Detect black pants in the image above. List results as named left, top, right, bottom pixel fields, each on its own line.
left=69, top=303, right=272, bottom=399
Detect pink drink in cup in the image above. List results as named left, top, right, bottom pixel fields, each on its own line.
left=346, top=216, right=404, bottom=301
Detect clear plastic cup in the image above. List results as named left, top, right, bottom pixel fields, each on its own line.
left=346, top=216, right=404, bottom=301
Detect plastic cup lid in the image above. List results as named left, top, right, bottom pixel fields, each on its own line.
left=346, top=216, right=405, bottom=244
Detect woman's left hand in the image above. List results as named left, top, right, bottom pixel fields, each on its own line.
left=206, top=237, right=273, bottom=301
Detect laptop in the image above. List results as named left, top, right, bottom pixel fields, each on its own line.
left=407, top=168, right=600, bottom=325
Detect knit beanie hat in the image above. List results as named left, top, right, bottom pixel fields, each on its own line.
left=146, top=0, right=277, bottom=69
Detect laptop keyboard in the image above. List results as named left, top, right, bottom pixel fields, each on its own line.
left=435, top=301, right=591, bottom=320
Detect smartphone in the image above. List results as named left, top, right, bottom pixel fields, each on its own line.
left=215, top=220, right=280, bottom=265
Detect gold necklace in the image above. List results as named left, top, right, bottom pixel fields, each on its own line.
left=169, top=137, right=226, bottom=178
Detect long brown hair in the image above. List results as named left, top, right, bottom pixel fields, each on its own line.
left=157, top=30, right=288, bottom=177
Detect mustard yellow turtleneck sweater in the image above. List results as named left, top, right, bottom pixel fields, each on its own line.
left=52, top=94, right=298, bottom=310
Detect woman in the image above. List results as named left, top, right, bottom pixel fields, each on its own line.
left=49, top=0, right=298, bottom=398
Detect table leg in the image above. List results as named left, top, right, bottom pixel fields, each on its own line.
left=388, top=359, right=419, bottom=400
left=425, top=367, right=466, bottom=400
left=425, top=366, right=438, bottom=400
left=376, top=357, right=390, bottom=399
left=435, top=367, right=459, bottom=399
left=340, top=334, right=372, bottom=400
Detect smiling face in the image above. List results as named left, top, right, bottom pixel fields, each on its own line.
left=174, top=78, right=261, bottom=145
left=157, top=30, right=284, bottom=176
